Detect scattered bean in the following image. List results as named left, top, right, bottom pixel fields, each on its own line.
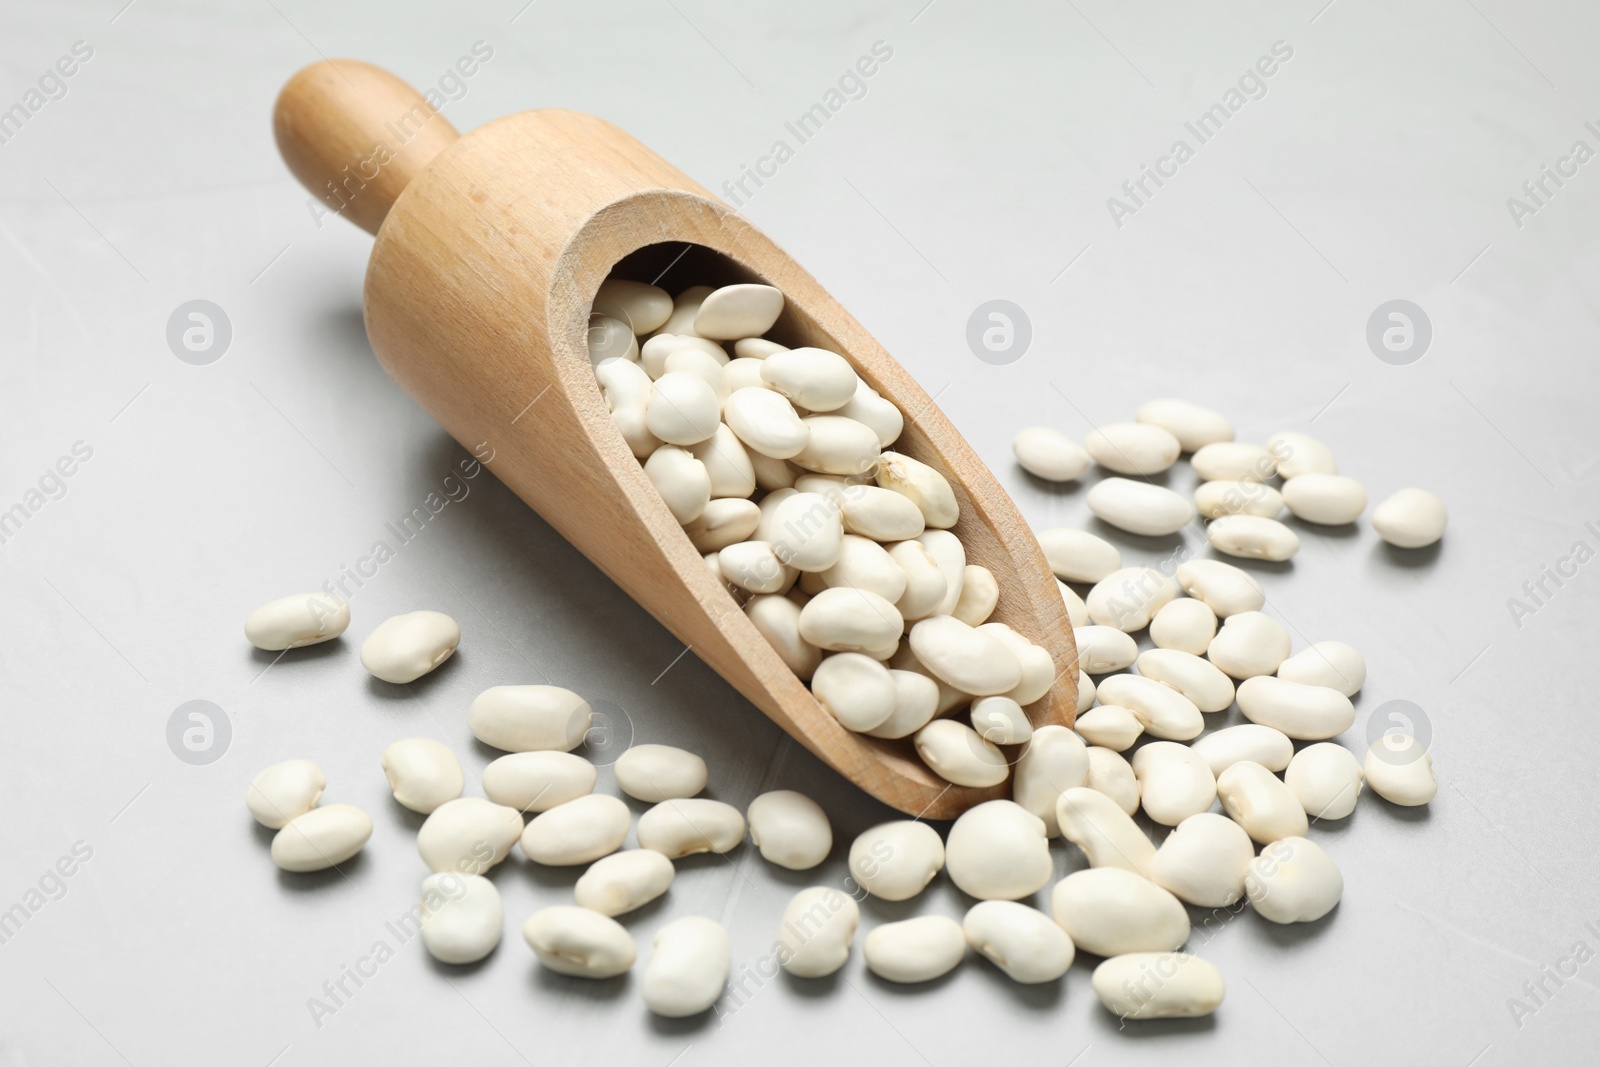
left=575, top=849, right=676, bottom=916
left=746, top=790, right=832, bottom=870
left=1286, top=743, right=1365, bottom=819
left=523, top=905, right=635, bottom=978
left=244, top=592, right=349, bottom=651
left=776, top=887, right=860, bottom=977
left=381, top=738, right=464, bottom=814
left=1246, top=836, right=1343, bottom=923
left=420, top=873, right=503, bottom=964
left=468, top=685, right=593, bottom=753
left=1092, top=953, right=1225, bottom=1019
left=944, top=800, right=1052, bottom=900
left=246, top=759, right=325, bottom=829
left=864, top=915, right=966, bottom=983
left=849, top=821, right=945, bottom=901
left=360, top=610, right=460, bottom=684
left=271, top=804, right=372, bottom=873
left=1050, top=868, right=1190, bottom=956
left=1149, top=812, right=1254, bottom=907
left=963, top=900, right=1076, bottom=983
left=614, top=744, right=708, bottom=802
left=637, top=798, right=746, bottom=858
left=1371, top=488, right=1447, bottom=548
left=643, top=916, right=731, bottom=1016
left=1012, top=427, right=1090, bottom=481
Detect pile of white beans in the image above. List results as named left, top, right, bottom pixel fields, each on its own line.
left=236, top=287, right=1443, bottom=1025
left=590, top=279, right=1058, bottom=788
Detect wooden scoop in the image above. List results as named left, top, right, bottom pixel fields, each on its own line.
left=274, top=60, right=1077, bottom=818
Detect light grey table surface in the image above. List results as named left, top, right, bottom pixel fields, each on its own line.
left=2, top=1, right=1596, bottom=1064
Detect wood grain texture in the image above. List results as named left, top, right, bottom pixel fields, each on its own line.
left=280, top=63, right=1078, bottom=817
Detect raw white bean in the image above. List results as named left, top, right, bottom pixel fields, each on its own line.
left=1192, top=441, right=1277, bottom=482
left=723, top=355, right=771, bottom=392
left=875, top=451, right=959, bottom=529
left=908, top=615, right=1021, bottom=696
left=646, top=371, right=720, bottom=446
left=917, top=530, right=966, bottom=617
left=1092, top=953, right=1225, bottom=1019
left=1206, top=611, right=1291, bottom=679
left=952, top=565, right=999, bottom=626
left=693, top=283, right=783, bottom=340
left=945, top=800, right=1052, bottom=900
left=839, top=485, right=925, bottom=541
left=637, top=798, right=746, bottom=858
left=1149, top=812, right=1254, bottom=907
left=979, top=623, right=1056, bottom=706
left=1075, top=625, right=1138, bottom=674
left=640, top=333, right=719, bottom=378
left=1038, top=528, right=1120, bottom=584
left=1246, top=836, right=1342, bottom=923
left=812, top=652, right=898, bottom=731
left=1371, top=488, right=1447, bottom=548
left=1059, top=581, right=1089, bottom=628
left=1085, top=747, right=1140, bottom=815
left=889, top=540, right=947, bottom=621
left=1136, top=398, right=1233, bottom=451
left=1190, top=724, right=1294, bottom=776
left=734, top=337, right=785, bottom=358
left=1216, top=761, right=1307, bottom=843
left=850, top=821, right=945, bottom=901
left=798, top=588, right=903, bottom=654
left=575, top=849, right=675, bottom=916
left=820, top=535, right=905, bottom=601
left=1050, top=868, right=1190, bottom=956
left=689, top=423, right=756, bottom=498
left=1073, top=705, right=1143, bottom=751
left=970, top=695, right=1032, bottom=745
left=1286, top=743, right=1364, bottom=819
left=1131, top=742, right=1217, bottom=826
left=417, top=797, right=525, bottom=874
left=1095, top=674, right=1203, bottom=741
left=764, top=490, right=844, bottom=572
left=523, top=905, right=635, bottom=978
left=776, top=886, right=860, bottom=977
left=419, top=873, right=503, bottom=964
left=1054, top=786, right=1155, bottom=876
left=915, top=719, right=1009, bottom=787
left=1175, top=558, right=1264, bottom=618
left=360, top=611, right=460, bottom=684
left=598, top=355, right=661, bottom=459
left=866, top=669, right=942, bottom=740
left=381, top=738, right=464, bottom=814
left=482, top=751, right=596, bottom=813
left=1086, top=567, right=1179, bottom=632
left=963, top=900, right=1076, bottom=983
left=644, top=916, right=731, bottom=1017
left=724, top=387, right=809, bottom=458
left=1208, top=514, right=1300, bottom=562
left=793, top=416, right=882, bottom=476
left=594, top=278, right=672, bottom=334
left=1012, top=427, right=1090, bottom=481
left=644, top=445, right=711, bottom=523
left=681, top=497, right=760, bottom=553
left=1149, top=598, right=1218, bottom=655
left=614, top=744, right=708, bottom=802
left=833, top=379, right=903, bottom=446
left=750, top=450, right=797, bottom=492
left=246, top=759, right=324, bottom=829
left=1194, top=479, right=1284, bottom=519
left=760, top=347, right=858, bottom=412
left=1364, top=735, right=1436, bottom=805
left=1076, top=670, right=1096, bottom=715
left=662, top=348, right=729, bottom=401
left=1236, top=676, right=1355, bottom=740
left=587, top=314, right=638, bottom=366
left=745, top=594, right=821, bottom=679
left=520, top=794, right=630, bottom=866
left=864, top=915, right=966, bottom=983
left=746, top=791, right=831, bottom=870
left=1282, top=473, right=1367, bottom=525
left=1135, top=648, right=1235, bottom=712
left=1277, top=641, right=1366, bottom=697
left=720, top=540, right=790, bottom=594
left=1085, top=422, right=1181, bottom=475
left=659, top=285, right=713, bottom=337
left=469, top=685, right=592, bottom=753
left=1086, top=478, right=1194, bottom=536
left=244, top=592, right=349, bottom=651
left=271, top=804, right=371, bottom=873
left=1266, top=431, right=1337, bottom=479
left=1012, top=725, right=1090, bottom=835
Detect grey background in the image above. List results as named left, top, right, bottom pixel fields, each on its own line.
left=1, top=0, right=1596, bottom=1064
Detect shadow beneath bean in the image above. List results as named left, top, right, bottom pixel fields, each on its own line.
left=782, top=968, right=842, bottom=997
left=365, top=654, right=462, bottom=701
left=250, top=821, right=277, bottom=847
left=425, top=946, right=499, bottom=976
left=521, top=860, right=585, bottom=891
left=610, top=891, right=673, bottom=926
left=864, top=966, right=960, bottom=996
left=647, top=1007, right=719, bottom=1036
left=967, top=957, right=1067, bottom=1009
left=276, top=851, right=368, bottom=891
left=1019, top=470, right=1087, bottom=497
left=531, top=966, right=631, bottom=999
left=1092, top=1009, right=1217, bottom=1038
left=859, top=895, right=929, bottom=923
left=1087, top=517, right=1185, bottom=555
left=1208, top=554, right=1293, bottom=577
left=1247, top=904, right=1340, bottom=947
left=1370, top=797, right=1433, bottom=823
left=248, top=640, right=345, bottom=669
left=1377, top=540, right=1443, bottom=567
left=1284, top=517, right=1360, bottom=540
left=387, top=797, right=428, bottom=832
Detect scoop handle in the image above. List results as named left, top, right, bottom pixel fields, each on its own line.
left=273, top=60, right=460, bottom=235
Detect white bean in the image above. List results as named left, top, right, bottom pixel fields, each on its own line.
left=945, top=800, right=1052, bottom=900
left=1371, top=488, right=1447, bottom=548
left=1085, top=746, right=1139, bottom=815
left=689, top=423, right=756, bottom=498
left=244, top=592, right=349, bottom=651
left=864, top=915, right=966, bottom=983
left=914, top=719, right=1009, bottom=787
left=1236, top=676, right=1355, bottom=740
left=1191, top=441, right=1277, bottom=482
left=1086, top=566, right=1179, bottom=632
left=970, top=695, right=1032, bottom=745
left=952, top=565, right=999, bottom=626
left=849, top=821, right=945, bottom=901
left=520, top=794, right=630, bottom=866
left=1085, top=422, right=1181, bottom=475
left=637, top=798, right=746, bottom=858
left=724, top=387, right=809, bottom=458
left=644, top=916, right=731, bottom=1017
left=816, top=535, right=902, bottom=601
left=1073, top=705, right=1143, bottom=751
left=587, top=314, right=638, bottom=366
left=1175, top=558, right=1264, bottom=617
left=866, top=667, right=942, bottom=740
left=381, top=738, right=464, bottom=814
left=246, top=759, right=324, bottom=829
left=1131, top=742, right=1217, bottom=826
left=659, top=285, right=713, bottom=337
left=598, top=355, right=662, bottom=459
left=482, top=751, right=595, bottom=813
left=875, top=451, right=959, bottom=529
left=1363, top=735, right=1436, bottom=805
left=662, top=348, right=729, bottom=402
left=908, top=615, right=1021, bottom=696
left=1135, top=398, right=1234, bottom=451
left=681, top=497, right=760, bottom=553
left=360, top=610, right=460, bottom=684
left=1282, top=472, right=1367, bottom=525
left=1092, top=953, right=1225, bottom=1020
left=1038, top=527, right=1120, bottom=584
left=837, top=484, right=924, bottom=541
left=1194, top=479, right=1284, bottom=519
left=917, top=530, right=967, bottom=617
left=798, top=588, right=903, bottom=655
left=1206, top=611, right=1290, bottom=679
left=1012, top=725, right=1089, bottom=834
left=614, top=744, right=708, bottom=802
left=734, top=337, right=785, bottom=359
left=640, top=333, right=718, bottom=378
left=1050, top=868, right=1190, bottom=956
left=776, top=887, right=860, bottom=977
left=750, top=449, right=797, bottom=491
left=888, top=540, right=947, bottom=621
left=1189, top=724, right=1293, bottom=776
left=419, top=873, right=503, bottom=964
left=1266, top=430, right=1337, bottom=479
left=723, top=355, right=771, bottom=392
left=1095, top=674, right=1203, bottom=741
left=417, top=797, right=524, bottom=874
left=1246, top=836, right=1343, bottom=923
left=1054, top=786, right=1155, bottom=876
left=1149, top=598, right=1218, bottom=655
left=1135, top=648, right=1235, bottom=712
left=979, top=623, right=1056, bottom=705
left=523, top=906, right=635, bottom=978
left=1277, top=640, right=1366, bottom=697
left=693, top=283, right=783, bottom=340
left=1286, top=743, right=1365, bottom=819
left=1208, top=514, right=1300, bottom=561
left=1075, top=625, right=1138, bottom=674
left=963, top=900, right=1076, bottom=983
left=763, top=490, right=844, bottom=572
left=833, top=378, right=902, bottom=445
left=1076, top=670, right=1096, bottom=715
left=594, top=278, right=672, bottom=334
left=792, top=416, right=881, bottom=476
left=575, top=849, right=676, bottom=916
left=1059, top=580, right=1089, bottom=628
left=760, top=347, right=859, bottom=412
left=646, top=371, right=720, bottom=446
left=1012, top=427, right=1090, bottom=481
left=1149, top=812, right=1254, bottom=907
left=746, top=790, right=832, bottom=870
left=271, top=804, right=371, bottom=873
left=1216, top=761, right=1307, bottom=843
left=745, top=593, right=821, bottom=679
left=469, top=685, right=592, bottom=753
left=720, top=540, right=791, bottom=594
left=1086, top=478, right=1194, bottom=536
left=812, top=652, right=898, bottom=731
left=643, top=445, right=711, bottom=523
